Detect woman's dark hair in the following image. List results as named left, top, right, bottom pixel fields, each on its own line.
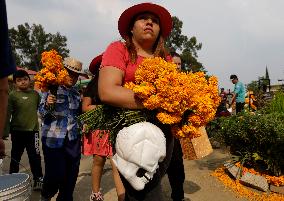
left=170, top=51, right=181, bottom=58
left=125, top=12, right=168, bottom=63
left=84, top=75, right=101, bottom=104
left=13, top=70, right=30, bottom=82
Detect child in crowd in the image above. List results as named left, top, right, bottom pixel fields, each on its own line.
left=82, top=55, right=125, bottom=201
left=38, top=57, right=85, bottom=201
left=7, top=69, right=43, bottom=190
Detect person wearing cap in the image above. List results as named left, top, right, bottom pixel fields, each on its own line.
left=229, top=74, right=246, bottom=113
left=82, top=55, right=125, bottom=201
left=98, top=2, right=174, bottom=201
left=38, top=57, right=86, bottom=201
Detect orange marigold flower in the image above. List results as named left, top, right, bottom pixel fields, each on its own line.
left=127, top=57, right=220, bottom=139
left=124, top=82, right=136, bottom=90
left=34, top=49, right=66, bottom=91
left=156, top=112, right=181, bottom=124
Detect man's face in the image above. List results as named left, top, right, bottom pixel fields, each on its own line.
left=231, top=78, right=237, bottom=84
left=172, top=56, right=182, bottom=71
left=65, top=69, right=79, bottom=87
left=15, top=76, right=30, bottom=90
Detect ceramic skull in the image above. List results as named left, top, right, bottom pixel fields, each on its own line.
left=112, top=122, right=166, bottom=190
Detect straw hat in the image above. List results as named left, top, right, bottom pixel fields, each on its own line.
left=89, top=54, right=103, bottom=75
left=118, top=2, right=172, bottom=39
left=63, top=57, right=86, bottom=75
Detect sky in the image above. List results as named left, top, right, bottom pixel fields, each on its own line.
left=6, top=0, right=284, bottom=91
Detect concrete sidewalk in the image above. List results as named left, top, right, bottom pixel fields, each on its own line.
left=1, top=139, right=247, bottom=201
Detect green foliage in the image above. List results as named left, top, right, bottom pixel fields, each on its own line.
left=77, top=105, right=156, bottom=144
left=246, top=80, right=260, bottom=94
left=214, top=112, right=284, bottom=176
left=265, top=92, right=284, bottom=113
left=9, top=23, right=69, bottom=71
left=165, top=16, right=204, bottom=72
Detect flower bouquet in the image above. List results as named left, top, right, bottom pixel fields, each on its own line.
left=34, top=49, right=69, bottom=95
left=125, top=57, right=220, bottom=139
left=34, top=50, right=69, bottom=114
left=78, top=57, right=220, bottom=142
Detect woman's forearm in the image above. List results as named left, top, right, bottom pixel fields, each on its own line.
left=98, top=67, right=144, bottom=109
left=99, top=85, right=144, bottom=109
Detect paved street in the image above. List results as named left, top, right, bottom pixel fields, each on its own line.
left=1, top=138, right=247, bottom=201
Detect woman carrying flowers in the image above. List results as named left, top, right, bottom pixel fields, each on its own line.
left=98, top=3, right=174, bottom=201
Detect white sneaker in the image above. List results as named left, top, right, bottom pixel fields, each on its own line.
left=33, top=177, right=43, bottom=191
left=90, top=190, right=104, bottom=201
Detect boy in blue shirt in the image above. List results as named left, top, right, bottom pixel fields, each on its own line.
left=39, top=57, right=86, bottom=201
left=230, top=74, right=246, bottom=113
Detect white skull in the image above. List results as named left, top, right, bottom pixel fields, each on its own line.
left=112, top=122, right=166, bottom=191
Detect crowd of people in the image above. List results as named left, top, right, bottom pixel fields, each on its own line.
left=0, top=1, right=247, bottom=201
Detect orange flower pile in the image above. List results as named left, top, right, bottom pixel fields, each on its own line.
left=245, top=91, right=257, bottom=110
left=124, top=57, right=220, bottom=139
left=235, top=162, right=284, bottom=187
left=212, top=167, right=284, bottom=201
left=34, top=50, right=69, bottom=91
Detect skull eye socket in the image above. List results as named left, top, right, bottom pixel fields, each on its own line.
left=136, top=168, right=147, bottom=177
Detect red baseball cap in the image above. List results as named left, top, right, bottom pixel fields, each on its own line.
left=89, top=54, right=103, bottom=75
left=118, top=3, right=172, bottom=39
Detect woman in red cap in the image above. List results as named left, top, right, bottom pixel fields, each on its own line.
left=82, top=55, right=125, bottom=201
left=98, top=3, right=174, bottom=201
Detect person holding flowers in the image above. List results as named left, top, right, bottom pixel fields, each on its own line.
left=81, top=54, right=125, bottom=201
left=98, top=2, right=174, bottom=201
left=36, top=51, right=86, bottom=201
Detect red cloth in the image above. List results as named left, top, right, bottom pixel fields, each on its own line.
left=101, top=41, right=146, bottom=83
left=102, top=41, right=172, bottom=83
left=82, top=130, right=113, bottom=156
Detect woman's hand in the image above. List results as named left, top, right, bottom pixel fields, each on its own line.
left=82, top=97, right=96, bottom=113
left=82, top=124, right=88, bottom=134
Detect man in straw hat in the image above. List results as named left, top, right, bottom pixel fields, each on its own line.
left=39, top=57, right=86, bottom=201
left=98, top=2, right=180, bottom=201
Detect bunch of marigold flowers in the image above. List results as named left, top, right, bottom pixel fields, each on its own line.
left=34, top=49, right=69, bottom=92
left=124, top=57, right=221, bottom=139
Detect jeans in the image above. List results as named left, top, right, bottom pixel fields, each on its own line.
left=167, top=138, right=185, bottom=201
left=41, top=137, right=81, bottom=201
left=236, top=102, right=245, bottom=113
left=9, top=131, right=43, bottom=180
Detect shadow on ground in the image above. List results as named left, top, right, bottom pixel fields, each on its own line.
left=193, top=148, right=232, bottom=171
left=184, top=180, right=201, bottom=194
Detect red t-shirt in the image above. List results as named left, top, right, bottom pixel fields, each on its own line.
left=101, top=41, right=171, bottom=83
